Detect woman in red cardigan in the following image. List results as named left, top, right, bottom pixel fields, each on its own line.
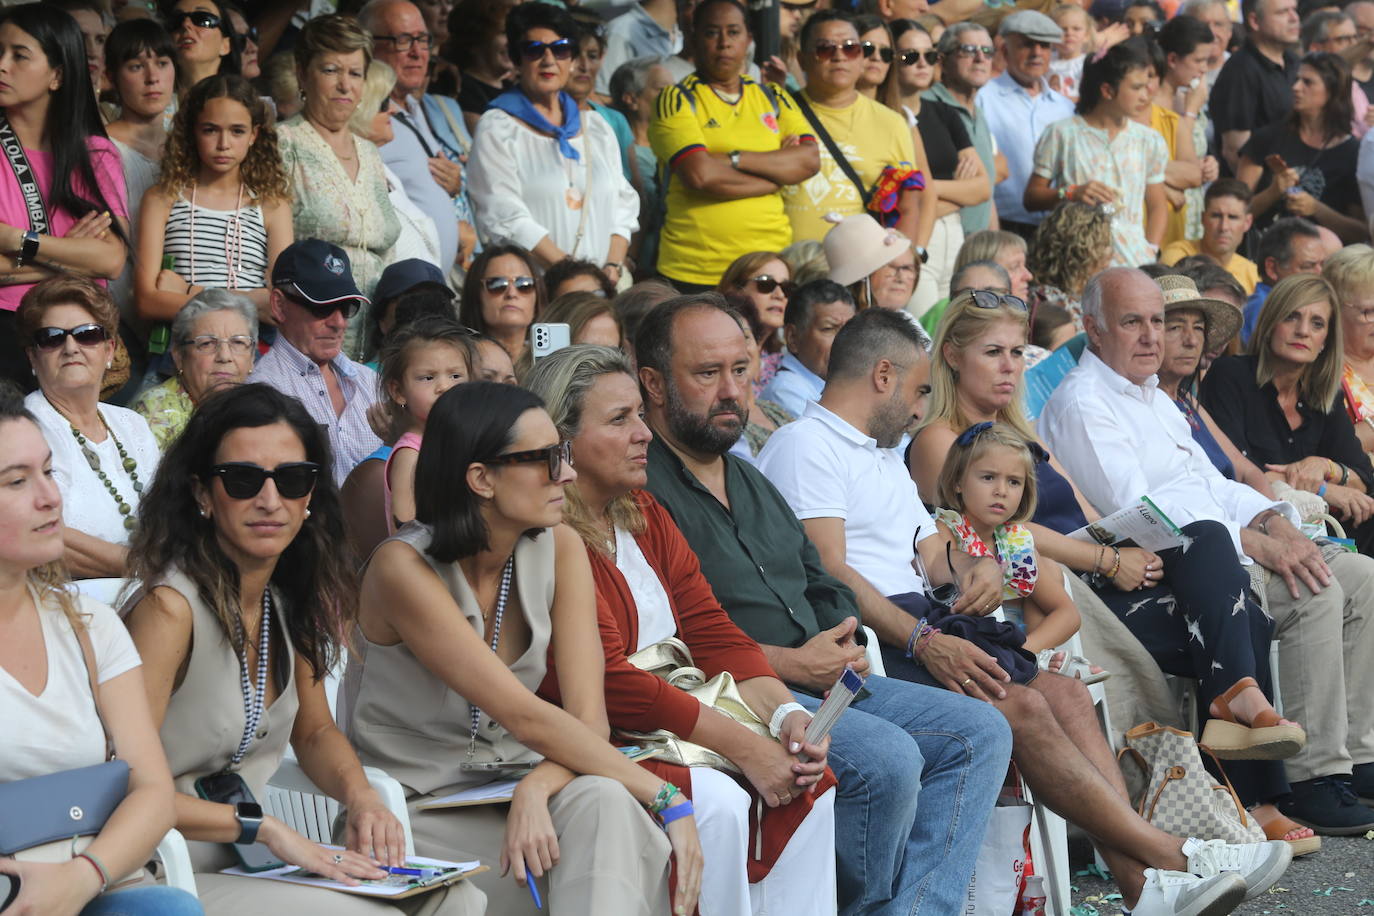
left=527, top=345, right=838, bottom=916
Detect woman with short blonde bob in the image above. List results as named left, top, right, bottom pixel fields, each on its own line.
left=1201, top=274, right=1374, bottom=549
left=1323, top=244, right=1374, bottom=454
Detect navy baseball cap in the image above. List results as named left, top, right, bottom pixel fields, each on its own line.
left=272, top=239, right=369, bottom=306
left=374, top=259, right=452, bottom=305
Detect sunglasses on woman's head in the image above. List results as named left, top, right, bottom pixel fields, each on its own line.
left=481, top=440, right=574, bottom=482
left=812, top=39, right=865, bottom=61
left=952, top=289, right=1028, bottom=312
left=518, top=38, right=575, bottom=63
left=484, top=275, right=537, bottom=294
left=748, top=275, right=794, bottom=297
left=861, top=41, right=894, bottom=63
left=32, top=324, right=109, bottom=350
left=208, top=461, right=320, bottom=500
left=900, top=49, right=940, bottom=66
left=168, top=10, right=221, bottom=31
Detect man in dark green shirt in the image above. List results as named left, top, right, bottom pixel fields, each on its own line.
left=638, top=294, right=1012, bottom=915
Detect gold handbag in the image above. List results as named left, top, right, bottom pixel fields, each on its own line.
left=618, top=637, right=771, bottom=772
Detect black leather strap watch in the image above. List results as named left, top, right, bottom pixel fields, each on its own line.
left=15, top=230, right=38, bottom=267
left=234, top=801, right=264, bottom=845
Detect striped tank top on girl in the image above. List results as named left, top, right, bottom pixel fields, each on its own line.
left=162, top=193, right=268, bottom=291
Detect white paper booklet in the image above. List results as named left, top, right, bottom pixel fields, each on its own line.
left=222, top=849, right=482, bottom=898
left=1068, top=496, right=1185, bottom=552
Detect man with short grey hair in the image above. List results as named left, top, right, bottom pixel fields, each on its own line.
left=926, top=22, right=999, bottom=233
left=1043, top=267, right=1374, bottom=834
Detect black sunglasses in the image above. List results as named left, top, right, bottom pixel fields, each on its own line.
left=32, top=323, right=109, bottom=351
left=481, top=441, right=573, bottom=481
left=952, top=289, right=1028, bottom=312
left=281, top=288, right=363, bottom=321
left=748, top=275, right=794, bottom=297
left=899, top=49, right=940, bottom=66
left=208, top=461, right=320, bottom=500
left=812, top=39, right=865, bottom=61
left=862, top=41, right=894, bottom=63
left=484, top=275, right=537, bottom=294
left=168, top=10, right=221, bottom=31
left=518, top=38, right=575, bottom=63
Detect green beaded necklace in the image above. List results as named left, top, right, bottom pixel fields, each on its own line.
left=68, top=413, right=144, bottom=532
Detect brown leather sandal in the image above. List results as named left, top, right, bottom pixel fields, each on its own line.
left=1200, top=677, right=1306, bottom=761
left=1253, top=809, right=1322, bottom=857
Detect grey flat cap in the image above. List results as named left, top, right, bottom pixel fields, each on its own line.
left=998, top=9, right=1064, bottom=42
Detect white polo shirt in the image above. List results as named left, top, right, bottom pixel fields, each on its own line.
left=757, top=400, right=936, bottom=597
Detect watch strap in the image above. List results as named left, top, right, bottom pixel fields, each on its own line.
left=234, top=802, right=263, bottom=845
left=16, top=230, right=38, bottom=266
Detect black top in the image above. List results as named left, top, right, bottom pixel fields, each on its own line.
left=457, top=75, right=506, bottom=115
left=1198, top=353, right=1374, bottom=490
left=1210, top=43, right=1299, bottom=136
left=912, top=97, right=972, bottom=182
left=1239, top=121, right=1360, bottom=232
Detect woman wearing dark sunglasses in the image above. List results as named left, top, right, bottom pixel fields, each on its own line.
left=20, top=277, right=160, bottom=580
left=718, top=251, right=792, bottom=393
left=164, top=0, right=240, bottom=92
left=346, top=381, right=702, bottom=915
left=458, top=243, right=547, bottom=379
left=123, top=383, right=485, bottom=915
left=468, top=2, right=639, bottom=291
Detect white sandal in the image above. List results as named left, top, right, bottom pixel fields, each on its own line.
left=1037, top=648, right=1111, bottom=685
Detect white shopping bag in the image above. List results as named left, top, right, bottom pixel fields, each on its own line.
left=963, top=799, right=1032, bottom=916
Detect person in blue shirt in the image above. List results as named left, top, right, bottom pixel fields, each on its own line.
left=763, top=279, right=857, bottom=416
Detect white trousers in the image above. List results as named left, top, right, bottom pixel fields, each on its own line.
left=690, top=767, right=837, bottom=916
left=908, top=211, right=966, bottom=321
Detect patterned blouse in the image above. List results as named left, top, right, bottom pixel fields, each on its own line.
left=277, top=115, right=400, bottom=310
left=131, top=376, right=194, bottom=450
left=935, top=508, right=1039, bottom=601
left=1032, top=115, right=1168, bottom=269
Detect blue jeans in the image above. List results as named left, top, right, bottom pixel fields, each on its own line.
left=80, top=886, right=203, bottom=916
left=794, top=674, right=1012, bottom=916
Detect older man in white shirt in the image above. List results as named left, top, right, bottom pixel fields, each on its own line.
left=1041, top=267, right=1374, bottom=835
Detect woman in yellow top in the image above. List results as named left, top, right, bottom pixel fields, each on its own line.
left=1143, top=23, right=1217, bottom=248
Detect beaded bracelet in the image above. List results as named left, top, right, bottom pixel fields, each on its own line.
left=913, top=628, right=938, bottom=658
left=905, top=619, right=937, bottom=658
left=649, top=782, right=681, bottom=816
left=1106, top=546, right=1122, bottom=580
left=658, top=800, right=694, bottom=827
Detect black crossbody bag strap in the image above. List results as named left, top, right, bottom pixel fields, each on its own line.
left=789, top=88, right=872, bottom=206
left=0, top=111, right=49, bottom=234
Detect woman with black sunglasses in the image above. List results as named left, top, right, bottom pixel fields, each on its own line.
left=122, top=383, right=486, bottom=915
left=164, top=0, right=241, bottom=93
left=717, top=250, right=791, bottom=393
left=346, top=381, right=702, bottom=916
left=19, top=277, right=159, bottom=580
left=468, top=2, right=639, bottom=289
left=458, top=243, right=547, bottom=379
left=890, top=19, right=989, bottom=319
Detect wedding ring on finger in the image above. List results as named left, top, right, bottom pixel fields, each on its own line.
left=333, top=854, right=344, bottom=864
left=962, top=677, right=973, bottom=687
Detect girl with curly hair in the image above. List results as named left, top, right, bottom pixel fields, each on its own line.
left=1027, top=200, right=1113, bottom=328
left=134, top=74, right=293, bottom=326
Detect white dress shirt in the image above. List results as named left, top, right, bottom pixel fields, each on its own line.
left=1039, top=349, right=1296, bottom=562
left=757, top=401, right=936, bottom=597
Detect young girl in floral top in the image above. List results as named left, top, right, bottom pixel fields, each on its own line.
left=936, top=421, right=1104, bottom=680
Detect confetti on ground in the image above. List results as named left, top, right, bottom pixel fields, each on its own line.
left=1358, top=899, right=1374, bottom=906
left=1365, top=830, right=1374, bottom=840
left=1068, top=906, right=1100, bottom=916
left=1267, top=887, right=1289, bottom=894
left=1075, top=863, right=1112, bottom=880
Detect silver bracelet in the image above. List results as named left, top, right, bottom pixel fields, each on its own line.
left=768, top=701, right=808, bottom=739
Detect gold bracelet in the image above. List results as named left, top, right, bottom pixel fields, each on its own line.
left=1106, top=546, right=1122, bottom=580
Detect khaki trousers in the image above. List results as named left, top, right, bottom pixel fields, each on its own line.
left=409, top=775, right=672, bottom=916
left=190, top=869, right=486, bottom=915
left=1265, top=548, right=1374, bottom=782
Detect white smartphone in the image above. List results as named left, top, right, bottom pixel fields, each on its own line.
left=530, top=322, right=571, bottom=361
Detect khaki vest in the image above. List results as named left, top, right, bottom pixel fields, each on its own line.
left=342, top=524, right=556, bottom=797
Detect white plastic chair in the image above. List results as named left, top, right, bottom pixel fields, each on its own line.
left=862, top=626, right=885, bottom=677
left=73, top=576, right=135, bottom=608
left=264, top=759, right=415, bottom=857
left=154, top=829, right=198, bottom=896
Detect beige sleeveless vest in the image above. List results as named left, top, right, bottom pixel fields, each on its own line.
left=342, top=523, right=556, bottom=797
left=126, top=568, right=299, bottom=871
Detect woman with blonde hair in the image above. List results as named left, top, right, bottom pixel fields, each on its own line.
left=1027, top=201, right=1114, bottom=328
left=920, top=230, right=1034, bottom=335
left=1201, top=273, right=1374, bottom=550
left=1323, top=244, right=1374, bottom=453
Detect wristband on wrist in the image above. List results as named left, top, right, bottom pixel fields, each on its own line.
left=768, top=701, right=808, bottom=739
left=657, top=800, right=694, bottom=827
left=649, top=782, right=681, bottom=816
left=912, top=626, right=938, bottom=659
left=77, top=851, right=110, bottom=893
left=1318, top=482, right=1328, bottom=497
left=1339, top=463, right=1350, bottom=486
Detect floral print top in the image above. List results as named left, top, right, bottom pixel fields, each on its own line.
left=131, top=376, right=194, bottom=450
left=936, top=508, right=1039, bottom=601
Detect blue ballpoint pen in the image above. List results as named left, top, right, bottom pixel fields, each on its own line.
left=527, top=876, right=543, bottom=910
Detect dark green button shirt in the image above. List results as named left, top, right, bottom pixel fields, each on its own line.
left=644, top=436, right=861, bottom=652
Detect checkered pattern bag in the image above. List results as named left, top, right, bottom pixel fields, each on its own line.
left=1118, top=722, right=1266, bottom=844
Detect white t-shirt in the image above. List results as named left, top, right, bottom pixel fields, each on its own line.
left=757, top=401, right=936, bottom=597
left=25, top=392, right=161, bottom=546
left=0, top=591, right=141, bottom=782
left=615, top=526, right=676, bottom=651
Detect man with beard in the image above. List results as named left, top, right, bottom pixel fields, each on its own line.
left=639, top=293, right=1014, bottom=915
left=758, top=307, right=1291, bottom=913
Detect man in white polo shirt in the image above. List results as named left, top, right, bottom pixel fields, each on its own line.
left=758, top=306, right=1289, bottom=913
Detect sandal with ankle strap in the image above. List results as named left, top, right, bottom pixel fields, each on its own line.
left=1200, top=677, right=1306, bottom=760
left=1251, top=808, right=1322, bottom=857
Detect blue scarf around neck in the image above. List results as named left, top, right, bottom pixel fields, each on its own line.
left=488, top=88, right=582, bottom=161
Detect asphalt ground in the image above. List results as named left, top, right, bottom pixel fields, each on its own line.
left=1068, top=834, right=1374, bottom=915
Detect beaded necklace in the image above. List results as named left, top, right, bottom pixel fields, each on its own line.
left=67, top=411, right=144, bottom=532
left=465, top=556, right=514, bottom=762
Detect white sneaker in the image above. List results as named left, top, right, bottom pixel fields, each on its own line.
left=1182, top=836, right=1293, bottom=899
left=1129, top=869, right=1247, bottom=916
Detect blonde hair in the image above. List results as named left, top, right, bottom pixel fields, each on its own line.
left=1249, top=273, right=1344, bottom=412
left=781, top=240, right=829, bottom=287
left=1321, top=242, right=1374, bottom=308
left=954, top=230, right=1026, bottom=276
left=543, top=292, right=621, bottom=346
left=522, top=345, right=647, bottom=554
left=349, top=59, right=396, bottom=137
left=935, top=422, right=1040, bottom=525
left=921, top=291, right=1035, bottom=439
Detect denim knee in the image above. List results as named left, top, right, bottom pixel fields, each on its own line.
left=81, top=886, right=204, bottom=916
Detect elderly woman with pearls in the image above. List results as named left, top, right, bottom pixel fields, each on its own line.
left=131, top=289, right=258, bottom=449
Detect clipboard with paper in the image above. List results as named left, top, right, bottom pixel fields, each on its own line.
left=221, top=849, right=486, bottom=899
left=1068, top=496, right=1186, bottom=553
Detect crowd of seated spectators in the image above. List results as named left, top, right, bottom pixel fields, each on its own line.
left=8, top=0, right=1374, bottom=913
